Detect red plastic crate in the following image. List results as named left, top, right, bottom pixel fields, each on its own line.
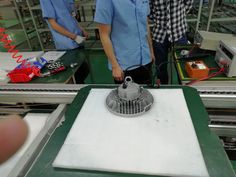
left=7, top=67, right=39, bottom=83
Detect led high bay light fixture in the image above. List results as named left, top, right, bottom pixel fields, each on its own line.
left=106, top=77, right=154, bottom=117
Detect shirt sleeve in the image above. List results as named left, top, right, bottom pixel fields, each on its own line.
left=39, top=0, right=56, bottom=19
left=184, top=0, right=193, bottom=14
left=94, top=0, right=113, bottom=25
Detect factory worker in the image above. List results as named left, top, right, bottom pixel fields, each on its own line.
left=150, top=0, right=193, bottom=84
left=39, top=0, right=89, bottom=84
left=0, top=115, right=28, bottom=164
left=94, top=0, right=155, bottom=84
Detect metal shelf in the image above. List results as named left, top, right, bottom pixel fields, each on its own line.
left=37, top=29, right=50, bottom=32
left=219, top=23, right=236, bottom=33
left=187, top=19, right=199, bottom=22
left=202, top=8, right=236, bottom=21
left=75, top=0, right=95, bottom=7
left=0, top=18, right=35, bottom=33
left=30, top=4, right=41, bottom=10
left=0, top=0, right=33, bottom=50
left=0, top=5, right=16, bottom=9
left=25, top=0, right=44, bottom=50
left=185, top=0, right=204, bottom=32
left=205, top=0, right=236, bottom=31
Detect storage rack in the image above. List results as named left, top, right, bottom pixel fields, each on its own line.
left=0, top=0, right=34, bottom=51
left=187, top=0, right=204, bottom=33
left=25, top=0, right=55, bottom=51
left=25, top=0, right=100, bottom=51
left=202, top=0, right=236, bottom=33
left=75, top=0, right=102, bottom=50
left=2, top=0, right=235, bottom=51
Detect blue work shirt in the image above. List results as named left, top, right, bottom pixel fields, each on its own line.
left=40, top=0, right=82, bottom=50
left=94, top=0, right=151, bottom=70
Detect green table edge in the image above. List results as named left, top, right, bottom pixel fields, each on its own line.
left=174, top=45, right=236, bottom=82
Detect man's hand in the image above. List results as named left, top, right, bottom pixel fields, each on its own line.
left=82, top=30, right=89, bottom=39
left=112, top=65, right=124, bottom=82
left=74, top=35, right=86, bottom=44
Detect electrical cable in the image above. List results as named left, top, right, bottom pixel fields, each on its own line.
left=154, top=60, right=187, bottom=86
left=153, top=61, right=176, bottom=87
left=124, top=64, right=153, bottom=86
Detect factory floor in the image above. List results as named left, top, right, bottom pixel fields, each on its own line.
left=84, top=50, right=114, bottom=84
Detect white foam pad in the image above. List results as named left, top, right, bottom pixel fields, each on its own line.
left=53, top=89, right=209, bottom=177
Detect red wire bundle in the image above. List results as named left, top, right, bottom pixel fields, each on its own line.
left=186, top=67, right=225, bottom=85
left=0, top=27, right=30, bottom=68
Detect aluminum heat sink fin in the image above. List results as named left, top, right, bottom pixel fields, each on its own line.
left=106, top=77, right=154, bottom=117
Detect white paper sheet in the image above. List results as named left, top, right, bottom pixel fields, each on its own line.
left=41, top=51, right=66, bottom=62
left=0, top=113, right=49, bottom=177
left=0, top=51, right=44, bottom=71
left=0, top=69, right=9, bottom=83
left=53, top=89, right=209, bottom=177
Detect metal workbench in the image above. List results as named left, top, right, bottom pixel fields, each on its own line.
left=1, top=85, right=234, bottom=177
left=29, top=86, right=236, bottom=177
left=0, top=82, right=236, bottom=176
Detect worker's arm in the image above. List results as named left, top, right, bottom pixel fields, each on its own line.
left=98, top=23, right=124, bottom=81
left=184, top=0, right=194, bottom=13
left=147, top=19, right=155, bottom=63
left=47, top=18, right=77, bottom=40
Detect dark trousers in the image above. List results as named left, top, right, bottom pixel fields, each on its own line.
left=153, top=35, right=187, bottom=84
left=68, top=46, right=90, bottom=84
left=114, top=62, right=152, bottom=85
left=75, top=60, right=90, bottom=84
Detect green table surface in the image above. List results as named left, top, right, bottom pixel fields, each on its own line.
left=174, top=46, right=236, bottom=82
left=30, top=48, right=86, bottom=83
left=231, top=161, right=236, bottom=173
left=25, top=85, right=235, bottom=177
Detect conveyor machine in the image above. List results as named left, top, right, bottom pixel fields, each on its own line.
left=0, top=83, right=236, bottom=177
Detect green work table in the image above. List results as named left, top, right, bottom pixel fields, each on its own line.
left=174, top=46, right=236, bottom=85
left=30, top=48, right=87, bottom=84
left=25, top=86, right=235, bottom=177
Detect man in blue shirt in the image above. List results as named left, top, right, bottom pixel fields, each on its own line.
left=40, top=0, right=89, bottom=84
left=94, top=0, right=154, bottom=84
